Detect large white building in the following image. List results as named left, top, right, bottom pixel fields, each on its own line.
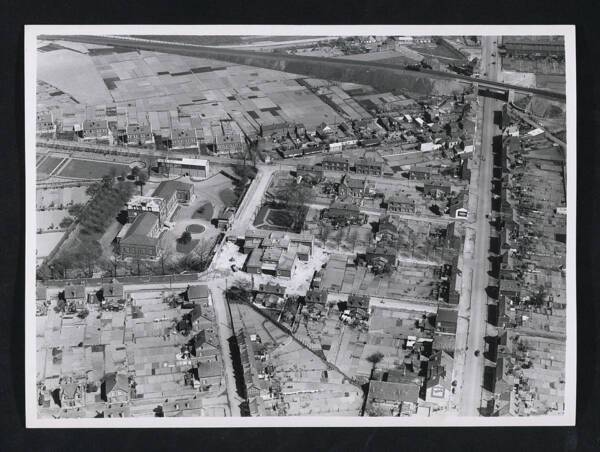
left=157, top=158, right=210, bottom=179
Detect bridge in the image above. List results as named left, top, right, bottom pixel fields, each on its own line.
left=40, top=34, right=566, bottom=103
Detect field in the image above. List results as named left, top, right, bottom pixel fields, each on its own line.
left=37, top=48, right=114, bottom=105
left=36, top=156, right=64, bottom=178
left=36, top=209, right=70, bottom=232
left=57, top=158, right=132, bottom=179
left=36, top=186, right=89, bottom=210
left=254, top=205, right=298, bottom=231
left=176, top=239, right=199, bottom=254
left=36, top=231, right=65, bottom=263
left=219, top=188, right=238, bottom=207
left=192, top=202, right=214, bottom=220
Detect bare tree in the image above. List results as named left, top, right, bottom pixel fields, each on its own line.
left=135, top=171, right=148, bottom=196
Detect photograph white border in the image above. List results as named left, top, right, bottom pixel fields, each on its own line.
left=25, top=24, right=576, bottom=428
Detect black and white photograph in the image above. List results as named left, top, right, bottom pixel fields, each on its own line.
left=24, top=25, right=576, bottom=428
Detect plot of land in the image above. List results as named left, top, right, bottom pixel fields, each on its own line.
left=57, top=158, right=131, bottom=179
left=254, top=205, right=297, bottom=231
left=176, top=239, right=199, bottom=254
left=36, top=231, right=65, bottom=262
left=192, top=202, right=214, bottom=220
left=37, top=156, right=64, bottom=178
left=36, top=186, right=90, bottom=210
left=219, top=188, right=238, bottom=207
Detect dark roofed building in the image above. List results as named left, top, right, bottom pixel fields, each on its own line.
left=423, top=181, right=452, bottom=199
left=305, top=289, right=328, bottom=306
left=119, top=212, right=161, bottom=259
left=82, top=119, right=110, bottom=140
left=101, top=283, right=124, bottom=300
left=435, top=307, right=458, bottom=334
left=365, top=380, right=420, bottom=416
left=386, top=193, right=416, bottom=213
left=186, top=285, right=210, bottom=303
left=102, top=372, right=130, bottom=403
left=322, top=202, right=364, bottom=224
left=64, top=284, right=86, bottom=301
left=347, top=294, right=371, bottom=319
left=409, top=166, right=439, bottom=181
left=126, top=122, right=153, bottom=145
left=257, top=283, right=286, bottom=297
left=355, top=157, right=384, bottom=176
left=322, top=156, right=351, bottom=172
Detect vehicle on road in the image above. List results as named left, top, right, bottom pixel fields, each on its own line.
left=474, top=350, right=480, bottom=357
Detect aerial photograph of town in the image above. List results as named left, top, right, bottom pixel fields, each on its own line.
left=28, top=27, right=573, bottom=424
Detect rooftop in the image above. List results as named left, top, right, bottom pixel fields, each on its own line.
left=120, top=212, right=159, bottom=247
left=152, top=180, right=193, bottom=201
left=368, top=380, right=419, bottom=404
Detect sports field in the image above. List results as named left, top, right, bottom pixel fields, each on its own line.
left=57, top=158, right=132, bottom=179
left=36, top=156, right=64, bottom=178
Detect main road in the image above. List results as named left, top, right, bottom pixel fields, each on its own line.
left=458, top=35, right=499, bottom=416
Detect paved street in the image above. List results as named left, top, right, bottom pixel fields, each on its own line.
left=228, top=165, right=279, bottom=238
left=457, top=36, right=500, bottom=416
left=207, top=280, right=243, bottom=416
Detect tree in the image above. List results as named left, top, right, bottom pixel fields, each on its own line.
left=366, top=351, right=384, bottom=380
left=68, top=203, right=84, bottom=217
left=135, top=171, right=148, bottom=195
left=59, top=217, right=74, bottom=229
left=85, top=183, right=102, bottom=198
left=101, top=174, right=113, bottom=188
left=317, top=223, right=332, bottom=244
left=178, top=231, right=192, bottom=245
left=275, top=179, right=313, bottom=227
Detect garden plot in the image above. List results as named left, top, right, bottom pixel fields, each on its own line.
left=57, top=158, right=132, bottom=180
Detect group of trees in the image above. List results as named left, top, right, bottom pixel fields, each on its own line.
left=37, top=174, right=134, bottom=280
left=274, top=179, right=314, bottom=229
left=232, top=164, right=258, bottom=199
left=79, top=178, right=133, bottom=238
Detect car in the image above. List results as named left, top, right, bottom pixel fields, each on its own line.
left=474, top=350, right=480, bottom=357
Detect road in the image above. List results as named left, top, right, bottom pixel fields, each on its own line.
left=43, top=34, right=566, bottom=102
left=458, top=35, right=499, bottom=416
left=228, top=165, right=279, bottom=238
left=207, top=280, right=243, bottom=416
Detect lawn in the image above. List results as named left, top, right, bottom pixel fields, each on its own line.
left=266, top=209, right=295, bottom=228
left=192, top=202, right=214, bottom=220
left=186, top=224, right=206, bottom=234
left=176, top=239, right=199, bottom=254
left=58, top=158, right=131, bottom=179
left=219, top=188, right=238, bottom=207
left=37, top=156, right=63, bottom=177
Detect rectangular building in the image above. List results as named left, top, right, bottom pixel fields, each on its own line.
left=157, top=158, right=209, bottom=179
left=118, top=212, right=161, bottom=259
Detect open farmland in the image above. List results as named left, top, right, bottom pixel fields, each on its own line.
left=37, top=49, right=114, bottom=105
